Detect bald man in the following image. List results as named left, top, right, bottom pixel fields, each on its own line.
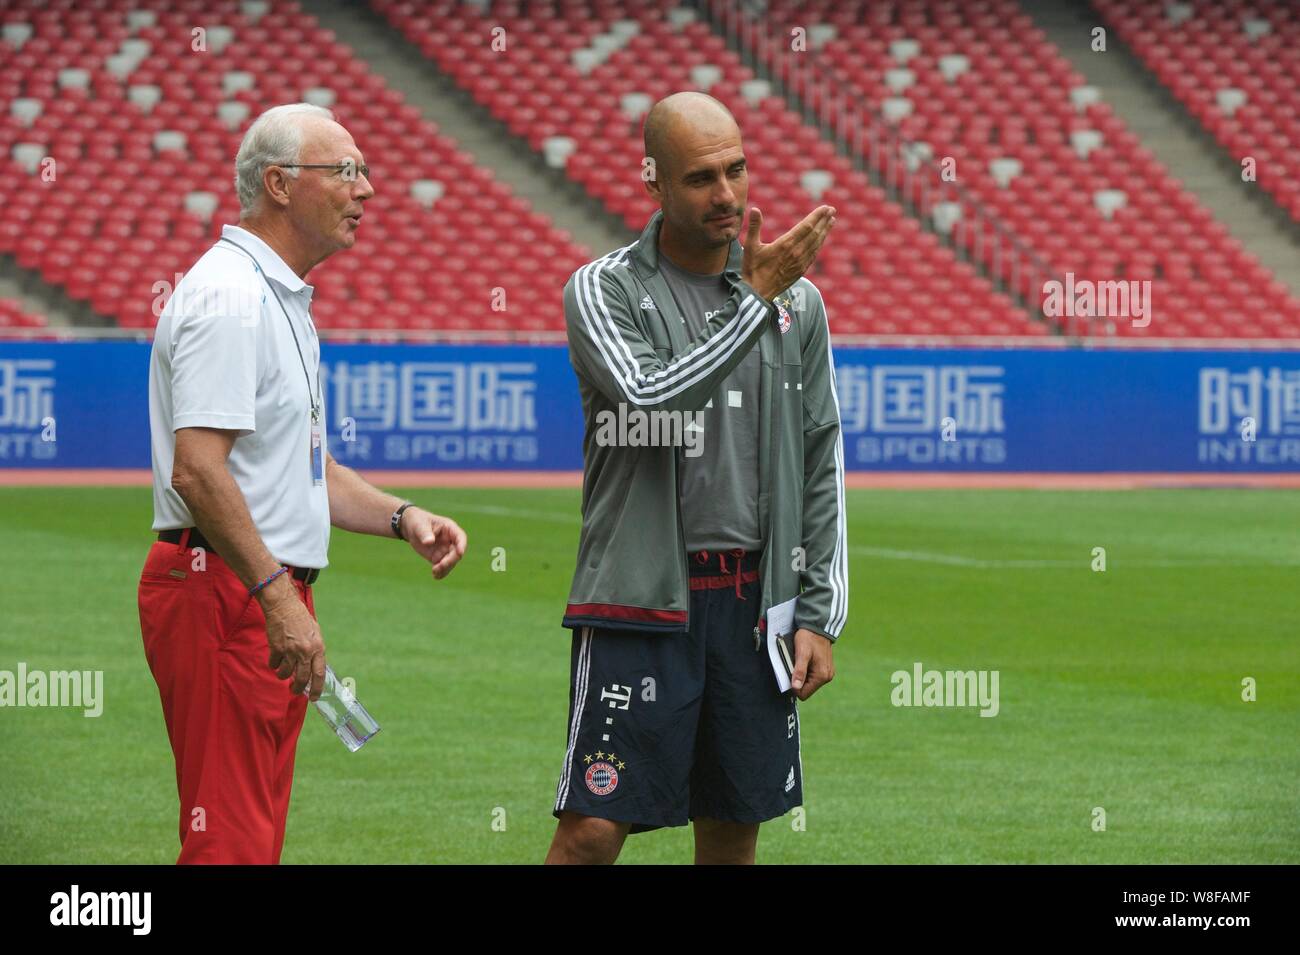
left=548, top=93, right=848, bottom=864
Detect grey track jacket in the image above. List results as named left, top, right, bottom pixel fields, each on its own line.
left=561, top=210, right=849, bottom=641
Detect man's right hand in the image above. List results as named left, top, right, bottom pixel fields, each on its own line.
left=741, top=204, right=836, bottom=302
left=258, top=576, right=327, bottom=701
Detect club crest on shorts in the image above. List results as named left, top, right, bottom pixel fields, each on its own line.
left=582, top=753, right=623, bottom=795
left=775, top=296, right=793, bottom=334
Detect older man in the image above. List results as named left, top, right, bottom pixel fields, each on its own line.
left=548, top=92, right=845, bottom=864
left=139, top=103, right=467, bottom=864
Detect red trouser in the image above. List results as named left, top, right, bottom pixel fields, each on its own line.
left=138, top=537, right=311, bottom=864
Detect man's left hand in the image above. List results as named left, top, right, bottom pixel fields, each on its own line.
left=791, top=628, right=835, bottom=701
left=401, top=508, right=467, bottom=579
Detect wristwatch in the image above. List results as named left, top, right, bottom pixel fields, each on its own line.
left=391, top=502, right=414, bottom=540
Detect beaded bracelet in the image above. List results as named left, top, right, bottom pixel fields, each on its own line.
left=249, top=566, right=289, bottom=596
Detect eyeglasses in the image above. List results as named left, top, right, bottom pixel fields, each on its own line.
left=278, top=161, right=371, bottom=181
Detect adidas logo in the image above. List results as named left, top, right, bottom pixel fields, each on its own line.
left=640, top=295, right=656, bottom=311
left=785, top=766, right=796, bottom=793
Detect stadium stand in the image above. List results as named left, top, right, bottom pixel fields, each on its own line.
left=372, top=0, right=1046, bottom=337
left=717, top=0, right=1300, bottom=338
left=0, top=0, right=589, bottom=334
left=4, top=0, right=1298, bottom=339
left=0, top=296, right=47, bottom=329
left=1092, top=0, right=1300, bottom=225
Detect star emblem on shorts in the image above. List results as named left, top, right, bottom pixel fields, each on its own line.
left=606, top=752, right=617, bottom=762
left=616, top=760, right=626, bottom=770
left=583, top=754, right=593, bottom=764
left=595, top=750, right=605, bottom=760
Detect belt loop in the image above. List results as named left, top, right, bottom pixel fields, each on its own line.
left=178, top=527, right=191, bottom=554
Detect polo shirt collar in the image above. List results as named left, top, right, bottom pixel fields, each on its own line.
left=221, top=224, right=309, bottom=294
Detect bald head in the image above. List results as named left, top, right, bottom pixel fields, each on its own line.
left=643, top=92, right=740, bottom=182
left=641, top=92, right=748, bottom=262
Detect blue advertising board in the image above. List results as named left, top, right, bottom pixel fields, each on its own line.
left=0, top=342, right=1297, bottom=471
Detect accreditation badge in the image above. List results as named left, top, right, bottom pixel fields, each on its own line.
left=310, top=421, right=324, bottom=486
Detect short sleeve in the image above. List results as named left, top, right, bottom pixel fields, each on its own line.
left=169, top=281, right=262, bottom=434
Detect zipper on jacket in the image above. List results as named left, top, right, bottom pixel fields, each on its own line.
left=755, top=294, right=783, bottom=655
left=675, top=439, right=690, bottom=631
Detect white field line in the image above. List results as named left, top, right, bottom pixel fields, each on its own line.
left=851, top=546, right=1300, bottom=568
left=450, top=503, right=580, bottom=524
left=442, top=507, right=1300, bottom=567
left=851, top=546, right=1074, bottom=568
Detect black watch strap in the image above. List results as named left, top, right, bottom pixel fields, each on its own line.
left=391, top=502, right=414, bottom=540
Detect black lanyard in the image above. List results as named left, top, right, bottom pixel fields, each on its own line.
left=217, top=237, right=322, bottom=423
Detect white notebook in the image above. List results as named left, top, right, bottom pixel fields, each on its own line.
left=764, top=596, right=799, bottom=693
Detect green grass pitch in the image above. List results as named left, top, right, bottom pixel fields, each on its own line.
left=0, top=486, right=1296, bottom=864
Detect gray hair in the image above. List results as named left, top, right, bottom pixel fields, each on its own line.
left=234, top=103, right=335, bottom=215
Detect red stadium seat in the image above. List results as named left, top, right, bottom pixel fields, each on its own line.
left=0, top=0, right=588, bottom=336
left=367, top=0, right=1052, bottom=337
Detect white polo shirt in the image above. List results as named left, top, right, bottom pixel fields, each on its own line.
left=149, top=223, right=330, bottom=568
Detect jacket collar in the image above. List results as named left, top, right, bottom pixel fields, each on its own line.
left=221, top=223, right=309, bottom=294
left=629, top=210, right=744, bottom=284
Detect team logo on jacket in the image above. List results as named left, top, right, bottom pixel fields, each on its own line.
left=775, top=297, right=793, bottom=334
left=584, top=760, right=620, bottom=795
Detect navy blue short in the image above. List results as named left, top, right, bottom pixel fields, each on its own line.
left=552, top=549, right=803, bottom=833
